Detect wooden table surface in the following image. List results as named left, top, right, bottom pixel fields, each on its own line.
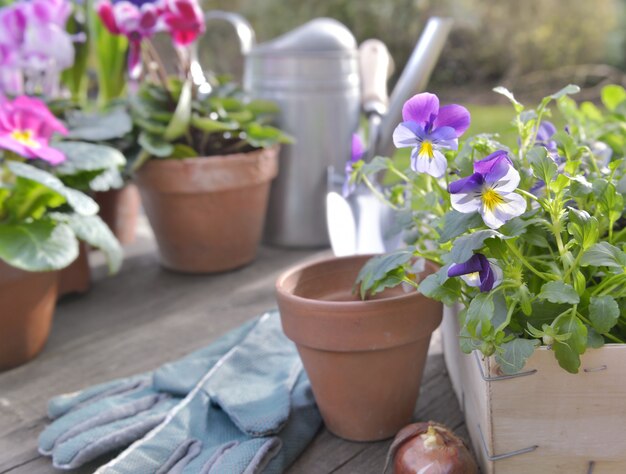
left=0, top=218, right=468, bottom=474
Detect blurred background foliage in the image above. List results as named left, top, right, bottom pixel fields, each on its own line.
left=201, top=0, right=626, bottom=103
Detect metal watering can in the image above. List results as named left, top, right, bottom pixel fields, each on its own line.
left=198, top=13, right=452, bottom=250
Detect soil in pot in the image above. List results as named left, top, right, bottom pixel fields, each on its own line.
left=135, top=147, right=278, bottom=273
left=0, top=262, right=58, bottom=371
left=93, top=184, right=141, bottom=245
left=276, top=254, right=443, bottom=442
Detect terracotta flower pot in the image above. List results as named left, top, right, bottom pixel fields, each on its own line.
left=0, top=262, right=58, bottom=371
left=276, top=254, right=443, bottom=442
left=57, top=242, right=91, bottom=297
left=93, top=184, right=142, bottom=245
left=135, top=147, right=279, bottom=273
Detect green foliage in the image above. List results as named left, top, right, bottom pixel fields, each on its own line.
left=0, top=161, right=122, bottom=273
left=355, top=83, right=626, bottom=375
left=131, top=77, right=291, bottom=168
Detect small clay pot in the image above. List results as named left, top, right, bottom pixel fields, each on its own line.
left=93, top=183, right=141, bottom=245
left=276, top=254, right=443, bottom=442
left=57, top=242, right=91, bottom=297
left=135, top=147, right=278, bottom=273
left=0, top=261, right=58, bottom=371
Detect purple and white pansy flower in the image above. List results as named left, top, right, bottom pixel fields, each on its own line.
left=342, top=133, right=364, bottom=197
left=393, top=92, right=470, bottom=178
left=448, top=253, right=503, bottom=293
left=449, top=150, right=527, bottom=229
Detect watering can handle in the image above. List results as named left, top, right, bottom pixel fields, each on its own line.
left=204, top=11, right=256, bottom=55
left=359, top=39, right=393, bottom=115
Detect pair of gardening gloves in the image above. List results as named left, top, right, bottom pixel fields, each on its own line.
left=38, top=311, right=322, bottom=473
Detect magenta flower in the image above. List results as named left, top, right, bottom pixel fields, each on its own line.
left=342, top=133, right=365, bottom=197
left=160, top=0, right=205, bottom=46
left=0, top=95, right=67, bottom=164
left=97, top=0, right=161, bottom=79
left=392, top=92, right=470, bottom=178
left=448, top=253, right=502, bottom=292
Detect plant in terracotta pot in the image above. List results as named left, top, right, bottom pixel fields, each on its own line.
left=349, top=85, right=626, bottom=472
left=93, top=0, right=291, bottom=273
left=0, top=95, right=122, bottom=371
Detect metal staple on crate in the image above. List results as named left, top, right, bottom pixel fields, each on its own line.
left=473, top=351, right=537, bottom=381
left=477, top=424, right=538, bottom=461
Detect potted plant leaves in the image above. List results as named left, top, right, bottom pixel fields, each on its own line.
left=350, top=85, right=626, bottom=472
left=95, top=0, right=291, bottom=273
left=0, top=95, right=122, bottom=371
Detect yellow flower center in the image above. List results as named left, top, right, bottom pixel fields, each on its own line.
left=419, top=141, right=434, bottom=159
left=10, top=129, right=39, bottom=148
left=482, top=188, right=504, bottom=211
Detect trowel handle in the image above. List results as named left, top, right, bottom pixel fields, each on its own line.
left=359, top=39, right=393, bottom=113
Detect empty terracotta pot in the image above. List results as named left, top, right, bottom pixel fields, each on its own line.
left=135, top=147, right=278, bottom=273
left=57, top=242, right=91, bottom=297
left=93, top=183, right=142, bottom=245
left=276, top=254, right=443, bottom=442
left=0, top=261, right=58, bottom=371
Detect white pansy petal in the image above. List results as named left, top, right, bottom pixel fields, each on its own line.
left=393, top=123, right=418, bottom=148
left=427, top=149, right=448, bottom=178
left=492, top=165, right=521, bottom=193
left=451, top=192, right=482, bottom=213
left=480, top=205, right=505, bottom=229
left=494, top=192, right=527, bottom=220
left=461, top=272, right=481, bottom=287
left=488, top=259, right=504, bottom=289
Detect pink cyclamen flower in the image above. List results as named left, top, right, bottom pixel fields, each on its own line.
left=393, top=92, right=470, bottom=178
left=96, top=0, right=161, bottom=79
left=160, top=0, right=205, bottom=46
left=0, top=95, right=67, bottom=164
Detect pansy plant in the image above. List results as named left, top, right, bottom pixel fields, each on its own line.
left=355, top=84, right=626, bottom=375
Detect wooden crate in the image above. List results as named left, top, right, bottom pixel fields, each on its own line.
left=442, top=306, right=626, bottom=474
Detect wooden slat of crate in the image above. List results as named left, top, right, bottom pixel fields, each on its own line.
left=442, top=308, right=626, bottom=474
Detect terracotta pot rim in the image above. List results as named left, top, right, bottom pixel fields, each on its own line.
left=141, top=145, right=279, bottom=168
left=276, top=253, right=430, bottom=309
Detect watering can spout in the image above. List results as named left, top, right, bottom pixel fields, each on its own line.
left=204, top=11, right=256, bottom=55
left=377, top=17, right=453, bottom=158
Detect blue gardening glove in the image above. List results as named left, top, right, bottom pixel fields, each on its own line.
left=93, top=311, right=322, bottom=474
left=38, top=317, right=260, bottom=469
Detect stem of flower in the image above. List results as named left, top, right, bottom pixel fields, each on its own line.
left=517, top=188, right=539, bottom=202
left=576, top=311, right=625, bottom=344
left=361, top=175, right=399, bottom=210
left=496, top=300, right=517, bottom=333
left=505, top=239, right=553, bottom=281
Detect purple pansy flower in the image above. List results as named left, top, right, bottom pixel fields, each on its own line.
left=448, top=253, right=503, bottom=292
left=449, top=150, right=526, bottom=229
left=536, top=121, right=558, bottom=155
left=392, top=92, right=470, bottom=178
left=342, top=133, right=364, bottom=197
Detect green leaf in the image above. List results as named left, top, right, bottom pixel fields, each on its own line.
left=246, top=99, right=280, bottom=115
left=601, top=85, right=626, bottom=111
left=527, top=147, right=557, bottom=184
left=164, top=79, right=192, bottom=141
left=4, top=178, right=65, bottom=220
left=538, top=281, right=580, bottom=304
left=438, top=211, right=483, bottom=243
left=465, top=292, right=494, bottom=336
left=6, top=161, right=98, bottom=216
left=190, top=115, right=239, bottom=133
left=587, top=328, right=605, bottom=349
left=360, top=156, right=392, bottom=176
left=66, top=107, right=133, bottom=141
left=246, top=123, right=293, bottom=148
left=549, top=84, right=580, bottom=100
left=553, top=314, right=587, bottom=373
left=567, top=208, right=599, bottom=250
left=496, top=338, right=538, bottom=375
left=355, top=249, right=414, bottom=298
left=417, top=267, right=461, bottom=307
left=493, top=86, right=523, bottom=112
left=0, top=220, right=78, bottom=271
left=167, top=144, right=199, bottom=159
left=589, top=295, right=619, bottom=334
left=138, top=132, right=174, bottom=158
left=444, top=230, right=503, bottom=264
left=581, top=242, right=626, bottom=268
left=52, top=213, right=122, bottom=274
left=55, top=142, right=126, bottom=171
